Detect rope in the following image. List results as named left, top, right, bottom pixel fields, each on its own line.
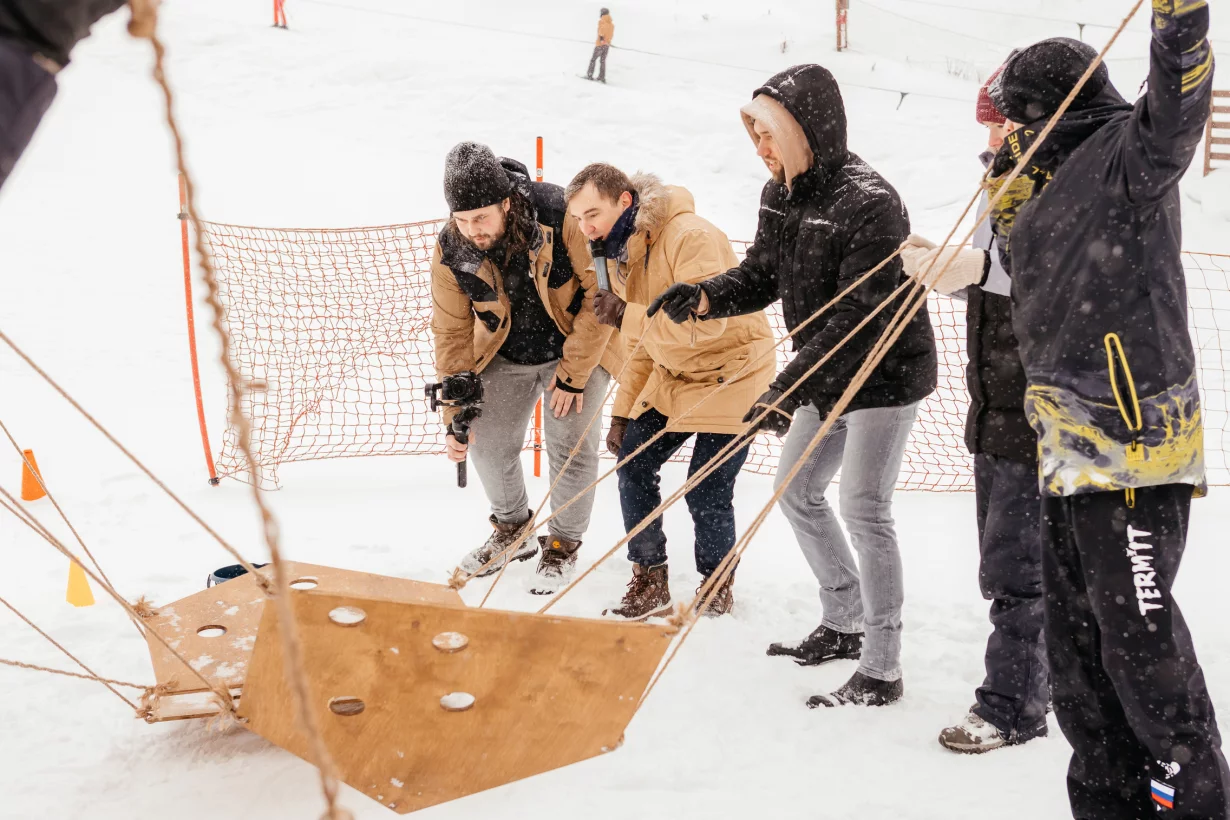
left=0, top=418, right=144, bottom=638
left=0, top=594, right=140, bottom=710
left=475, top=313, right=661, bottom=607
left=632, top=0, right=1148, bottom=711
left=0, top=657, right=150, bottom=691
left=0, top=485, right=230, bottom=709
left=126, top=2, right=347, bottom=816
left=0, top=329, right=271, bottom=592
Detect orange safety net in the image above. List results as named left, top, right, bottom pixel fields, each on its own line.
left=200, top=218, right=1230, bottom=491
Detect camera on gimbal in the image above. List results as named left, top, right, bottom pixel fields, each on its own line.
left=425, top=371, right=484, bottom=488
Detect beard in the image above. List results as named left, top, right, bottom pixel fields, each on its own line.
left=459, top=215, right=506, bottom=252
left=763, top=157, right=785, bottom=183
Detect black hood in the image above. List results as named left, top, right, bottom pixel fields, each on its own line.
left=988, top=38, right=1127, bottom=124
left=499, top=157, right=535, bottom=205
left=753, top=64, right=849, bottom=169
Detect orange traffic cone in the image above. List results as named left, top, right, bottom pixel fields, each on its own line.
left=66, top=561, right=95, bottom=608
left=20, top=449, right=46, bottom=501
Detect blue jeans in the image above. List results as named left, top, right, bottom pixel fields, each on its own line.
left=775, top=402, right=918, bottom=682
left=617, top=409, right=750, bottom=576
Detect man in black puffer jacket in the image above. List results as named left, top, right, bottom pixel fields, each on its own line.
left=650, top=63, right=937, bottom=709
left=0, top=0, right=127, bottom=191
left=983, top=3, right=1227, bottom=818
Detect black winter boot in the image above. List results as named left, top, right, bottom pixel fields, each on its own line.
left=767, top=624, right=863, bottom=666
left=807, top=672, right=903, bottom=708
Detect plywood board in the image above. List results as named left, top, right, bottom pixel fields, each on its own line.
left=238, top=591, right=674, bottom=814
left=144, top=563, right=462, bottom=700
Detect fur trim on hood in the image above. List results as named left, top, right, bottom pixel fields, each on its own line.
left=630, top=172, right=674, bottom=234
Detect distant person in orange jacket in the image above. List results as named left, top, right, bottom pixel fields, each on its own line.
left=586, top=7, right=613, bottom=84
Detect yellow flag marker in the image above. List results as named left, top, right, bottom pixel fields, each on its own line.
left=67, top=561, right=95, bottom=607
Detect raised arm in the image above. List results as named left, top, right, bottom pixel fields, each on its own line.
left=1118, top=0, right=1213, bottom=205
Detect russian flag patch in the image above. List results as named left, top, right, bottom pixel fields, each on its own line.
left=1152, top=779, right=1176, bottom=810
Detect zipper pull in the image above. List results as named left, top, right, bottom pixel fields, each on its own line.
left=1127, top=441, right=1145, bottom=463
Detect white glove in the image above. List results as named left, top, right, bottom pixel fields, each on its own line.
left=899, top=234, right=987, bottom=296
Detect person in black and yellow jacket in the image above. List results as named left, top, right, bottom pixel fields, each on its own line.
left=977, top=3, right=1226, bottom=818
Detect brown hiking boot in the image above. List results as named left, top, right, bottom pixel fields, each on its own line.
left=605, top=563, right=672, bottom=619
left=458, top=511, right=539, bottom=578
left=528, top=536, right=581, bottom=596
left=695, top=570, right=735, bottom=617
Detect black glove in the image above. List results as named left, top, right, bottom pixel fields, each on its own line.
left=742, top=386, right=800, bottom=437
left=594, top=289, right=626, bottom=329
left=607, top=416, right=630, bottom=457
left=647, top=282, right=705, bottom=324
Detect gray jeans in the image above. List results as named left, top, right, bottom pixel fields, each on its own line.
left=468, top=355, right=609, bottom=542
left=774, top=402, right=919, bottom=682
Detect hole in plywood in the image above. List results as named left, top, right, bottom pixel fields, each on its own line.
left=328, top=606, right=367, bottom=626
left=432, top=631, right=469, bottom=652
left=328, top=696, right=365, bottom=716
left=196, top=625, right=227, bottom=638
left=440, top=692, right=475, bottom=712
left=289, top=577, right=318, bottom=590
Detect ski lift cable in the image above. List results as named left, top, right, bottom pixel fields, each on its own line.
left=295, top=0, right=971, bottom=104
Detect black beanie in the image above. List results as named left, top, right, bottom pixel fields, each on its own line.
left=443, top=141, right=513, bottom=214
left=988, top=38, right=1123, bottom=124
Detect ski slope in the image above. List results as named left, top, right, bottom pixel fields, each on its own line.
left=0, top=1, right=1228, bottom=818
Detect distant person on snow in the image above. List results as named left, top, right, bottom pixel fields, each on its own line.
left=963, top=3, right=1224, bottom=817
left=900, top=67, right=1050, bottom=755
left=565, top=162, right=774, bottom=619
left=432, top=142, right=619, bottom=595
left=0, top=0, right=127, bottom=192
left=650, top=64, right=937, bottom=708
left=586, top=7, right=613, bottom=84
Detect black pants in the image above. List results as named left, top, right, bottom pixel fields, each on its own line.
left=0, top=41, right=58, bottom=192
left=586, top=45, right=609, bottom=81
left=972, top=454, right=1049, bottom=741
left=617, top=409, right=749, bottom=576
left=1043, top=484, right=1230, bottom=819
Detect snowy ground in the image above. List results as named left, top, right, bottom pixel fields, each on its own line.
left=1, top=1, right=1228, bottom=818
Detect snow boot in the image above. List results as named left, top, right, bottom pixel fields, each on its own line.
left=695, top=570, right=735, bottom=617
left=527, top=535, right=580, bottom=596
left=767, top=624, right=863, bottom=666
left=807, top=672, right=903, bottom=708
left=458, top=511, right=539, bottom=578
left=604, top=562, right=672, bottom=619
left=939, top=707, right=1048, bottom=754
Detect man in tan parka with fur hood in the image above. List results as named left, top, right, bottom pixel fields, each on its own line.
left=566, top=162, right=774, bottom=618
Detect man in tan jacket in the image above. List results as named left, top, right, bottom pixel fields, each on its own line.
left=585, top=7, right=614, bottom=84
left=565, top=163, right=775, bottom=618
left=433, top=142, right=618, bottom=594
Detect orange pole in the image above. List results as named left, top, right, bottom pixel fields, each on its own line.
left=533, top=400, right=543, bottom=477
left=180, top=175, right=219, bottom=485
left=533, top=136, right=544, bottom=477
